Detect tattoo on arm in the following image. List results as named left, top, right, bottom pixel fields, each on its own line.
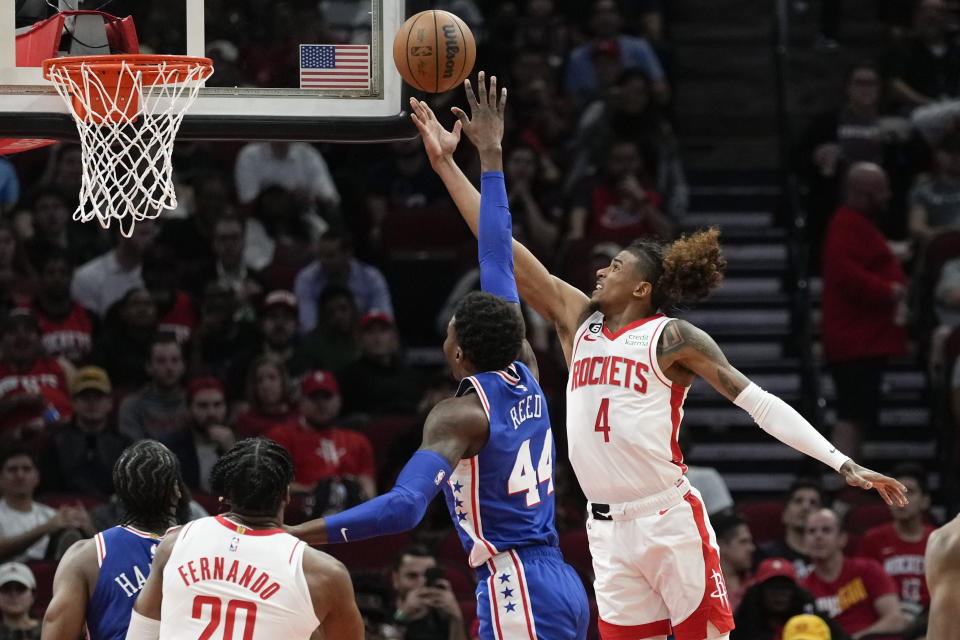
left=716, top=368, right=743, bottom=398
left=659, top=320, right=746, bottom=397
left=657, top=322, right=686, bottom=357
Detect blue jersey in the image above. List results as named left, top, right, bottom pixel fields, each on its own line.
left=443, top=361, right=559, bottom=568
left=86, top=526, right=161, bottom=640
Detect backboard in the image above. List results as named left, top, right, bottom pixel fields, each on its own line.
left=0, top=0, right=425, bottom=143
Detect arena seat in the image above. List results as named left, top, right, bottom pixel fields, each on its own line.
left=438, top=529, right=468, bottom=565
left=39, top=493, right=102, bottom=510
left=191, top=491, right=221, bottom=516
left=844, top=502, right=892, bottom=535
left=738, top=501, right=785, bottom=545
left=559, top=529, right=593, bottom=580
left=27, top=560, right=57, bottom=618
left=441, top=562, right=477, bottom=600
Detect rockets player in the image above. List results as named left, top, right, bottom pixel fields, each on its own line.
left=286, top=78, right=590, bottom=640
left=41, top=441, right=190, bottom=640
left=125, top=438, right=363, bottom=640
left=410, top=71, right=910, bottom=640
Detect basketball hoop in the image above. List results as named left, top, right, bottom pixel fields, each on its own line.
left=42, top=54, right=214, bottom=237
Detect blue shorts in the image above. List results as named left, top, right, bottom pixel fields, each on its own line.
left=475, top=546, right=589, bottom=640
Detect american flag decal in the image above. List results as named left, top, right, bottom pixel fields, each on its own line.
left=299, top=44, right=371, bottom=89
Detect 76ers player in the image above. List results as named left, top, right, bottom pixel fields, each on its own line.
left=287, top=79, right=590, bottom=640
left=41, top=441, right=189, bottom=640
left=412, top=71, right=909, bottom=640
left=126, top=438, right=362, bottom=639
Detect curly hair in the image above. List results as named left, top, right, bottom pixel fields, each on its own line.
left=209, top=438, right=294, bottom=516
left=453, top=291, right=524, bottom=373
left=113, top=440, right=184, bottom=532
left=625, top=228, right=726, bottom=310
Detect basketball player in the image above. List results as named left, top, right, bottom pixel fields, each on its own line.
left=924, top=514, right=960, bottom=639
left=41, top=440, right=190, bottom=640
left=286, top=84, right=590, bottom=639
left=409, top=71, right=909, bottom=640
left=125, top=438, right=362, bottom=640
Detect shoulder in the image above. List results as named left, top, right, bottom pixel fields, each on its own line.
left=927, top=518, right=960, bottom=571
left=34, top=501, right=56, bottom=518
left=428, top=395, right=488, bottom=425
left=301, top=546, right=353, bottom=596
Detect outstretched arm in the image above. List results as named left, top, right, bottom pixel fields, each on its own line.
left=287, top=396, right=489, bottom=546
left=657, top=319, right=909, bottom=507
left=410, top=73, right=590, bottom=364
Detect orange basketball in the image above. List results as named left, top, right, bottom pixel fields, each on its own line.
left=393, top=10, right=476, bottom=93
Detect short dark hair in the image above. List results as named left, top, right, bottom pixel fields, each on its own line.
left=890, top=462, right=927, bottom=494
left=787, top=476, right=824, bottom=503
left=113, top=440, right=184, bottom=532
left=33, top=246, right=72, bottom=273
left=318, top=285, right=356, bottom=309
left=210, top=438, right=294, bottom=516
left=0, top=443, right=37, bottom=471
left=393, top=544, right=436, bottom=571
left=711, top=509, right=747, bottom=542
left=148, top=332, right=181, bottom=359
left=452, top=291, right=524, bottom=373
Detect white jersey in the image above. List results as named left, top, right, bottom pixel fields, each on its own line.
left=159, top=515, right=320, bottom=640
left=566, top=311, right=688, bottom=503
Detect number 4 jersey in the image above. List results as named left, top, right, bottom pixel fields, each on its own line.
left=159, top=516, right=320, bottom=640
left=567, top=312, right=688, bottom=504
left=444, top=361, right=560, bottom=568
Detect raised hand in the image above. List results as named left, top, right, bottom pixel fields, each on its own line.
left=840, top=460, right=909, bottom=507
left=452, top=70, right=507, bottom=154
left=409, top=97, right=461, bottom=166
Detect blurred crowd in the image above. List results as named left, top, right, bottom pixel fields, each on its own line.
left=0, top=0, right=959, bottom=638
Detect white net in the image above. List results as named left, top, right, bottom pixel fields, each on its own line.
left=44, top=56, right=213, bottom=237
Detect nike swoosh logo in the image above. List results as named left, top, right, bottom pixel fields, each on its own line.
left=828, top=448, right=836, bottom=453
left=584, top=335, right=597, bottom=341
left=340, top=528, right=348, bottom=542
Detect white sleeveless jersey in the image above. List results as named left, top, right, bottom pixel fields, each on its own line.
left=159, top=515, right=320, bottom=640
left=566, top=311, right=689, bottom=503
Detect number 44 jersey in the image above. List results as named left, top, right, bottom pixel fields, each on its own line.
left=443, top=361, right=560, bottom=568
left=159, top=516, right=320, bottom=640
left=566, top=312, right=690, bottom=504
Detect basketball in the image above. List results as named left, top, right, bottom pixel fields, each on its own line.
left=393, top=10, right=476, bottom=93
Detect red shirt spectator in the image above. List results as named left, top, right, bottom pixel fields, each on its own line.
left=265, top=370, right=375, bottom=499
left=157, top=290, right=198, bottom=345
left=233, top=354, right=299, bottom=439
left=29, top=251, right=93, bottom=364
left=0, top=309, right=72, bottom=437
left=858, top=523, right=933, bottom=613
left=821, top=204, right=907, bottom=363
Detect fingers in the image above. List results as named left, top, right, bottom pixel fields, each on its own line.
left=477, top=70, right=487, bottom=106
left=452, top=119, right=462, bottom=137
left=488, top=73, right=497, bottom=107
left=451, top=106, right=469, bottom=128
left=463, top=77, right=479, bottom=111
left=499, top=86, right=508, bottom=114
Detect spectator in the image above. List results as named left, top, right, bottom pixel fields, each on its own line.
left=233, top=354, right=298, bottom=439
left=391, top=545, right=467, bottom=640
left=265, top=370, right=375, bottom=498
left=0, top=562, right=39, bottom=640
left=907, top=134, right=960, bottom=240
left=756, top=477, right=825, bottom=578
left=22, top=186, right=101, bottom=269
left=234, top=141, right=341, bottom=214
left=28, top=249, right=94, bottom=364
left=195, top=216, right=268, bottom=315
left=336, top=311, right=424, bottom=418
left=141, top=245, right=198, bottom=345
left=38, top=366, right=129, bottom=499
left=715, top=510, right=755, bottom=612
left=89, top=287, right=158, bottom=395
left=251, top=185, right=315, bottom=287
left=167, top=378, right=235, bottom=493
left=888, top=0, right=960, bottom=109
left=187, top=281, right=259, bottom=380
left=0, top=445, right=93, bottom=563
left=731, top=558, right=848, bottom=640
left=301, top=285, right=361, bottom=372
left=801, top=508, right=907, bottom=637
left=566, top=139, right=674, bottom=242
left=117, top=333, right=189, bottom=442
left=0, top=221, right=34, bottom=316
left=0, top=308, right=72, bottom=441
left=570, top=68, right=689, bottom=220
left=351, top=571, right=404, bottom=640
left=504, top=144, right=563, bottom=259
left=70, top=219, right=159, bottom=317
left=564, top=0, right=668, bottom=108
left=293, top=230, right=393, bottom=332
left=857, top=462, right=935, bottom=619
left=226, top=290, right=316, bottom=399
left=821, top=163, right=908, bottom=458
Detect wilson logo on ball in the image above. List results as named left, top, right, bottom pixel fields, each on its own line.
left=441, top=24, right=460, bottom=79
left=394, top=10, right=476, bottom=93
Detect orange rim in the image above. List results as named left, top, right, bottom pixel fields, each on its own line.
left=42, top=54, right=213, bottom=84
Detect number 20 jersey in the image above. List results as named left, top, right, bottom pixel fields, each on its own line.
left=443, top=361, right=559, bottom=568
left=566, top=311, right=689, bottom=504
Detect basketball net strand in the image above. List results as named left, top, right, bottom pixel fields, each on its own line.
left=46, top=59, right=212, bottom=237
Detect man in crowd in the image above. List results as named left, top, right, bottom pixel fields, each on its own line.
left=117, top=333, right=188, bottom=442
left=714, top=510, right=755, bottom=612
left=0, top=445, right=93, bottom=563
left=266, top=370, right=376, bottom=499
left=167, top=377, right=235, bottom=493
left=756, top=477, right=825, bottom=578
left=391, top=545, right=467, bottom=640
left=28, top=249, right=94, bottom=364
left=857, top=462, right=934, bottom=619
left=801, top=508, right=906, bottom=638
left=39, top=366, right=130, bottom=498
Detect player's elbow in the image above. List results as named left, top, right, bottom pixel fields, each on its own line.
left=377, top=486, right=428, bottom=533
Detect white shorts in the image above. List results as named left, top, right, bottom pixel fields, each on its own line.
left=586, top=477, right=735, bottom=640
